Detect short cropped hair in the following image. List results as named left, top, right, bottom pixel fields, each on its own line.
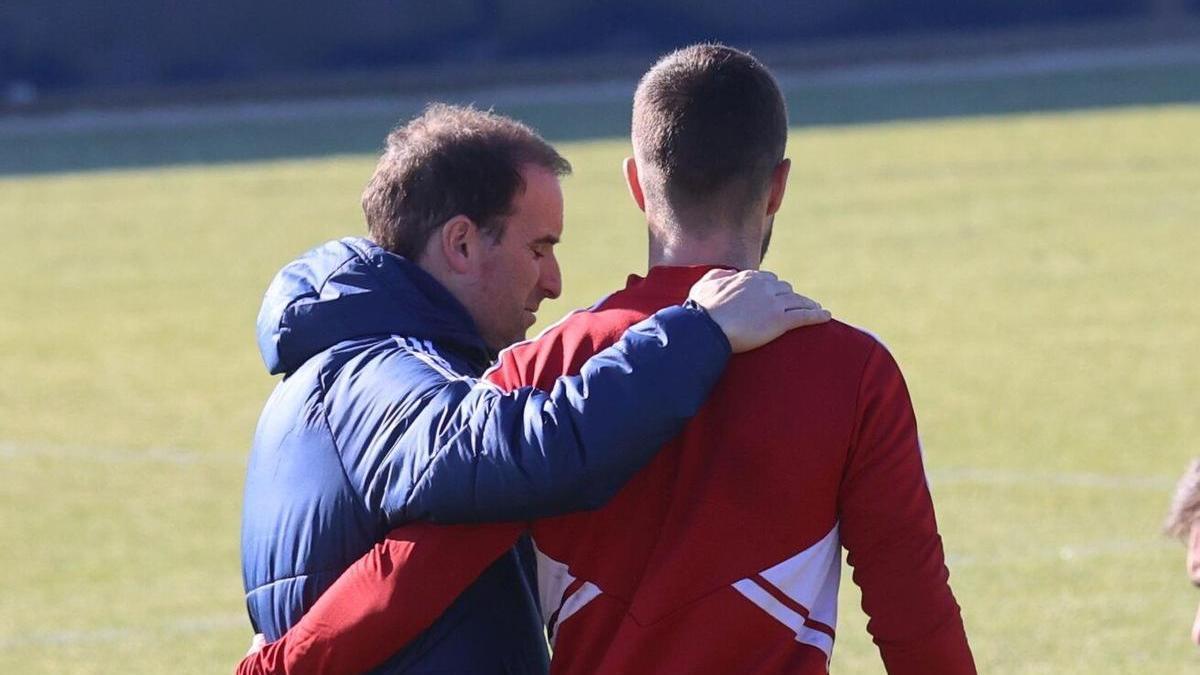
left=632, top=43, right=787, bottom=216
left=1165, top=458, right=1200, bottom=540
left=363, top=104, right=571, bottom=260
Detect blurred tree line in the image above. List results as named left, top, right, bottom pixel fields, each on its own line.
left=0, top=0, right=1195, bottom=92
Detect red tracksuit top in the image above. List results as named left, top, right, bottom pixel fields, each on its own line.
left=239, top=265, right=976, bottom=675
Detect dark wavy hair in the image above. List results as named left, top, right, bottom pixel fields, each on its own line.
left=362, top=104, right=571, bottom=260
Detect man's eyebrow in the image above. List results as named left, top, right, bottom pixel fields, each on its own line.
left=533, top=235, right=560, bottom=245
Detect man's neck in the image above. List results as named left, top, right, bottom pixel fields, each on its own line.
left=647, top=225, right=761, bottom=271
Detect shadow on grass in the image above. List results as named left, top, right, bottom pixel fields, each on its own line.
left=2, top=61, right=1199, bottom=177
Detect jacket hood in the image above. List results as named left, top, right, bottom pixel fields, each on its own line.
left=256, top=237, right=491, bottom=375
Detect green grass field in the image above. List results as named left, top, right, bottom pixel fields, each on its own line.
left=2, top=65, right=1199, bottom=672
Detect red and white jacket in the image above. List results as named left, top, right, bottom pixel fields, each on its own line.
left=239, top=265, right=976, bottom=675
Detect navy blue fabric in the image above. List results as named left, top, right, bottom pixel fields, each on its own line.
left=241, top=238, right=731, bottom=673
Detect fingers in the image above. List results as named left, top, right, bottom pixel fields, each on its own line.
left=777, top=291, right=830, bottom=328
left=780, top=292, right=820, bottom=311
left=783, top=307, right=832, bottom=328
left=689, top=269, right=830, bottom=344
left=697, top=268, right=737, bottom=283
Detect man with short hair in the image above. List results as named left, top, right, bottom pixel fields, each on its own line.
left=1164, top=458, right=1200, bottom=645
left=240, top=45, right=970, bottom=674
left=241, top=102, right=827, bottom=674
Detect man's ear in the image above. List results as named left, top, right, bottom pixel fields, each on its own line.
left=439, top=215, right=477, bottom=274
left=623, top=156, right=646, bottom=212
left=765, top=158, right=791, bottom=216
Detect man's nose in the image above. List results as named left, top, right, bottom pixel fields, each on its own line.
left=540, top=255, right=562, bottom=300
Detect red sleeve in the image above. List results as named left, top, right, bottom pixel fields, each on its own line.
left=235, top=522, right=523, bottom=675
left=838, top=342, right=976, bottom=675
left=488, top=322, right=600, bottom=391
left=486, top=342, right=540, bottom=389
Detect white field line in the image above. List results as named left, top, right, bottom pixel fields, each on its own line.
left=0, top=450, right=1178, bottom=648
left=928, top=467, right=1176, bottom=491
left=0, top=81, right=637, bottom=137
left=945, top=538, right=1178, bottom=570
left=1, top=439, right=1175, bottom=489
left=0, top=440, right=231, bottom=465
left=1, top=541, right=1174, bottom=649
left=2, top=540, right=1177, bottom=648
left=2, top=43, right=1198, bottom=138
left=0, top=613, right=246, bottom=649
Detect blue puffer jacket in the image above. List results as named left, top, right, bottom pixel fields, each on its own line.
left=241, top=238, right=731, bottom=673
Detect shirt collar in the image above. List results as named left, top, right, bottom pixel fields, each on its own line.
left=623, top=264, right=741, bottom=297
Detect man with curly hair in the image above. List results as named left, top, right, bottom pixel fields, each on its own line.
left=1165, top=459, right=1200, bottom=645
